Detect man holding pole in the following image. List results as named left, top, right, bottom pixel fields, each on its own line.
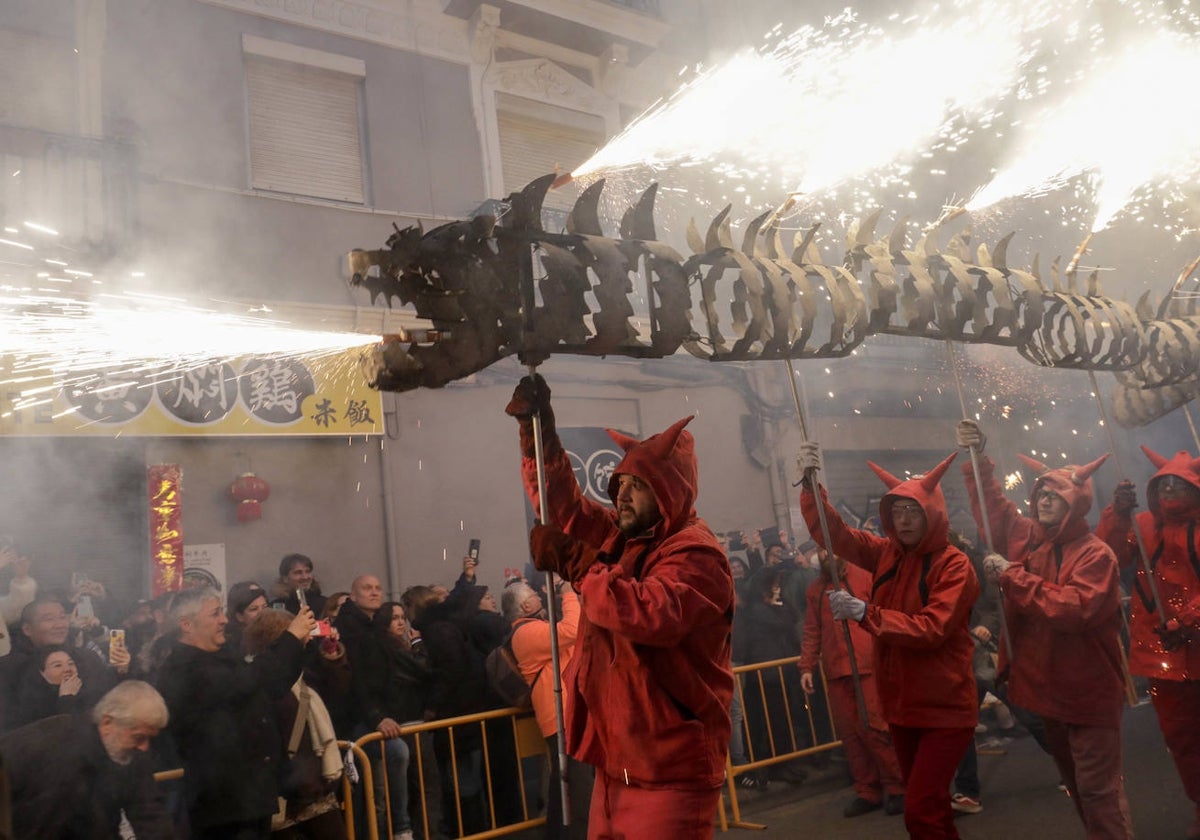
left=797, top=444, right=978, bottom=840
left=958, top=421, right=1132, bottom=840
left=506, top=374, right=734, bottom=839
left=1097, top=446, right=1200, bottom=840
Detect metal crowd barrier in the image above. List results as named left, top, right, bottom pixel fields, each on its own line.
left=724, top=656, right=842, bottom=831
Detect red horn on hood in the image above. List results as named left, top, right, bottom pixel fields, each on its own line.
left=606, top=428, right=640, bottom=453
left=1139, top=444, right=1169, bottom=470
left=1017, top=453, right=1050, bottom=475
left=920, top=451, right=959, bottom=492
left=867, top=460, right=903, bottom=490
left=643, top=415, right=695, bottom=460
left=1070, top=453, right=1109, bottom=485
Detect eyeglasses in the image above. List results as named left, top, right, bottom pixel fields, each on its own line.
left=1159, top=476, right=1190, bottom=491
left=1035, top=490, right=1064, bottom=503
left=891, top=503, right=924, bottom=519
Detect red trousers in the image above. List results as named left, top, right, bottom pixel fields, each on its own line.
left=1043, top=718, right=1132, bottom=840
left=828, top=675, right=904, bottom=801
left=889, top=724, right=974, bottom=840
left=587, top=772, right=720, bottom=840
left=1150, top=678, right=1200, bottom=827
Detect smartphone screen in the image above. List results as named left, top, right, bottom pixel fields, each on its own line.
left=468, top=538, right=481, bottom=563
left=296, top=588, right=308, bottom=610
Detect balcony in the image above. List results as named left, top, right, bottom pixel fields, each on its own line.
left=442, top=0, right=671, bottom=63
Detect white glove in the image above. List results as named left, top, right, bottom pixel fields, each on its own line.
left=982, top=552, right=1010, bottom=582
left=955, top=420, right=987, bottom=451
left=829, top=589, right=867, bottom=622
left=796, top=441, right=823, bottom=476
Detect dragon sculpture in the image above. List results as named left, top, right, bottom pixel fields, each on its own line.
left=346, top=173, right=1200, bottom=428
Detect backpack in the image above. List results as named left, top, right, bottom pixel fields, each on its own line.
left=485, top=620, right=542, bottom=709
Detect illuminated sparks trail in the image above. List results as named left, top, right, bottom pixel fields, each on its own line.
left=0, top=292, right=377, bottom=412
left=968, top=30, right=1200, bottom=232
left=572, top=1, right=1042, bottom=198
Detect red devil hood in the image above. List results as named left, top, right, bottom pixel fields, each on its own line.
left=1022, top=453, right=1109, bottom=544
left=1141, top=445, right=1200, bottom=520
left=606, top=416, right=699, bottom=538
left=869, top=452, right=957, bottom=556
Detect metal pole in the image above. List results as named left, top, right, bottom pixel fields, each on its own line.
left=1087, top=370, right=1169, bottom=625
left=527, top=367, right=571, bottom=825
left=784, top=359, right=870, bottom=728
left=944, top=342, right=1014, bottom=662
left=1184, top=403, right=1200, bottom=453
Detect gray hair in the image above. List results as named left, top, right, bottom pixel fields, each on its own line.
left=501, top=582, right=537, bottom=622
left=170, top=586, right=221, bottom=628
left=92, top=680, right=169, bottom=729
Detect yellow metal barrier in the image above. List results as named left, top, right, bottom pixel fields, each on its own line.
left=724, top=656, right=842, bottom=831
left=355, top=707, right=548, bottom=840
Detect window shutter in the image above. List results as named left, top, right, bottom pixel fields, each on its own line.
left=245, top=55, right=365, bottom=204
left=496, top=95, right=604, bottom=213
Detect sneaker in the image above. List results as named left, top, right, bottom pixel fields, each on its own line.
left=951, top=793, right=983, bottom=814
left=394, top=832, right=414, bottom=840
left=975, top=722, right=988, bottom=734
left=738, top=773, right=769, bottom=792
left=884, top=795, right=904, bottom=816
left=843, top=797, right=883, bottom=818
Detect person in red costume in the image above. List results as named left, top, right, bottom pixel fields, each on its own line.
left=797, top=442, right=979, bottom=840
left=798, top=549, right=905, bottom=819
left=1096, top=445, right=1200, bottom=840
left=958, top=420, right=1132, bottom=840
left=506, top=375, right=734, bottom=840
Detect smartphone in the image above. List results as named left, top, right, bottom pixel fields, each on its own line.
left=75, top=595, right=95, bottom=620
left=468, top=538, right=481, bottom=563
left=72, top=571, right=90, bottom=590
left=296, top=588, right=308, bottom=610
left=109, top=628, right=125, bottom=664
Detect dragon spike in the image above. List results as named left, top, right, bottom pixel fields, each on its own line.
left=854, top=209, right=884, bottom=248
left=685, top=218, right=706, bottom=255
left=1086, top=269, right=1100, bottom=296
left=706, top=205, right=733, bottom=252
left=618, top=182, right=658, bottom=241
left=791, top=223, right=822, bottom=265
left=976, top=242, right=992, bottom=269
left=1134, top=290, right=1155, bottom=320
left=762, top=218, right=782, bottom=260
left=1031, top=253, right=1042, bottom=285
left=742, top=210, right=773, bottom=257
left=888, top=216, right=910, bottom=256
left=567, top=178, right=606, bottom=236
left=1156, top=253, right=1200, bottom=320
left=508, top=173, right=557, bottom=232
left=992, top=232, right=1015, bottom=273
left=1050, top=256, right=1064, bottom=292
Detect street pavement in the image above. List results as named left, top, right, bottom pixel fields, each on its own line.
left=723, top=700, right=1191, bottom=839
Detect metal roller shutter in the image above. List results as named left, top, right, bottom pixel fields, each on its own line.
left=245, top=55, right=365, bottom=204
left=496, top=94, right=604, bottom=213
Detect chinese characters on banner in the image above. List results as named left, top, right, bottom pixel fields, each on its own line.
left=148, top=464, right=183, bottom=596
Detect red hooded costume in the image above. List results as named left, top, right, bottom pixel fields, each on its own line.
left=800, top=452, right=980, bottom=729
left=521, top=415, right=734, bottom=791
left=992, top=455, right=1126, bottom=728
left=1096, top=446, right=1200, bottom=680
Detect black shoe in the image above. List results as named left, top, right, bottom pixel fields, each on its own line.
left=843, top=797, right=883, bottom=818
left=885, top=795, right=905, bottom=816
left=738, top=773, right=769, bottom=792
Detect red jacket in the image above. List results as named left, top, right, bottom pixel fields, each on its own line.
left=521, top=416, right=734, bottom=789
left=798, top=562, right=876, bottom=680
left=800, top=453, right=979, bottom=729
left=1096, top=447, right=1200, bottom=681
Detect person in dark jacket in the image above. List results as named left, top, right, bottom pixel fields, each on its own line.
left=270, top=554, right=328, bottom=618
left=157, top=586, right=314, bottom=840
left=0, top=680, right=173, bottom=840
left=10, top=645, right=108, bottom=730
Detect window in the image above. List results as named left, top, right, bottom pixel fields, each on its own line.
left=495, top=93, right=605, bottom=213
left=243, top=36, right=366, bottom=204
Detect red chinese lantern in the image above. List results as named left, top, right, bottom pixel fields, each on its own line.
left=228, top=472, right=270, bottom=523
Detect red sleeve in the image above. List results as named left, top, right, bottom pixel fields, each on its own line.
left=862, top=551, right=980, bottom=649
left=797, top=579, right=824, bottom=673
left=999, top=542, right=1121, bottom=632
left=800, top=484, right=890, bottom=574
left=579, top=538, right=731, bottom=648
left=1094, top=505, right=1139, bottom=570
left=961, top=455, right=1030, bottom=555
left=521, top=443, right=617, bottom=552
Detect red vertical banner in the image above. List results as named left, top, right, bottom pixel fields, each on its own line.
left=148, top=464, right=184, bottom=596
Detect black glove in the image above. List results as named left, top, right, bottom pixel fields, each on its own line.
left=1112, top=480, right=1137, bottom=516
left=1154, top=618, right=1189, bottom=652
left=505, top=374, right=557, bottom=457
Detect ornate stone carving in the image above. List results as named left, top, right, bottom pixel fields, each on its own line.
left=488, top=58, right=606, bottom=112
